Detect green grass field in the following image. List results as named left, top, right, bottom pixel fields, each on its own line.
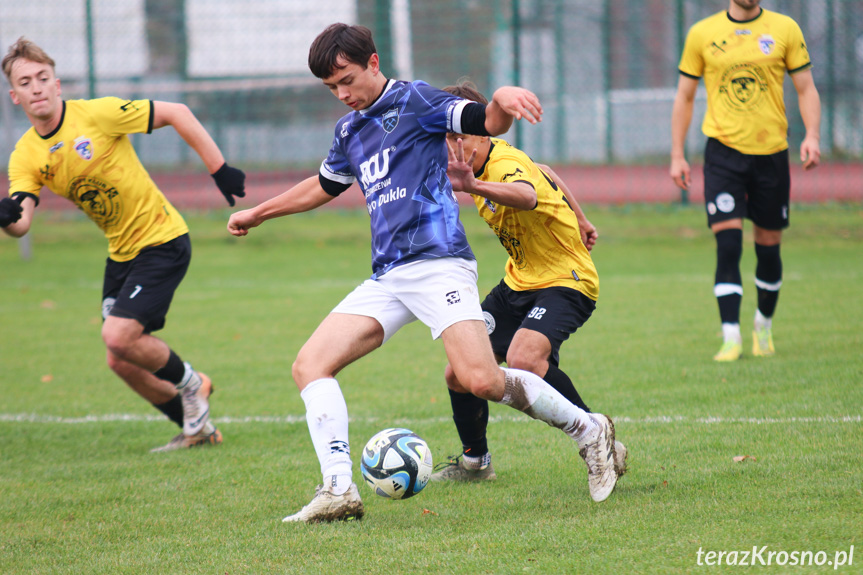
left=1, top=204, right=861, bottom=574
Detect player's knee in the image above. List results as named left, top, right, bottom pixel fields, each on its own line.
left=101, top=325, right=135, bottom=360
left=291, top=351, right=325, bottom=387
left=505, top=350, right=546, bottom=375
left=444, top=364, right=470, bottom=393
left=456, top=367, right=503, bottom=401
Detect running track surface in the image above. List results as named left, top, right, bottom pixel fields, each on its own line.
left=7, top=163, right=862, bottom=212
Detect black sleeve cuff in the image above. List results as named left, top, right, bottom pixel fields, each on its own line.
left=460, top=102, right=490, bottom=136
left=11, top=192, right=40, bottom=207
left=319, top=173, right=352, bottom=197
left=147, top=100, right=155, bottom=134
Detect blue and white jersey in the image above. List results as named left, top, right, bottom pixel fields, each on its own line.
left=319, top=79, right=476, bottom=278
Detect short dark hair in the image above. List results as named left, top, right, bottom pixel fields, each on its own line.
left=308, top=23, right=377, bottom=79
left=442, top=80, right=488, bottom=105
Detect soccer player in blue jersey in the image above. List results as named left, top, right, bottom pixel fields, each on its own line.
left=227, top=23, right=619, bottom=522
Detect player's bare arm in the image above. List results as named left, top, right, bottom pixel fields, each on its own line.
left=791, top=69, right=822, bottom=171
left=227, top=176, right=335, bottom=236
left=670, top=75, right=699, bottom=190
left=446, top=137, right=536, bottom=210
left=152, top=101, right=246, bottom=206
left=484, top=86, right=543, bottom=135
left=152, top=101, right=225, bottom=173
left=538, top=163, right=598, bottom=251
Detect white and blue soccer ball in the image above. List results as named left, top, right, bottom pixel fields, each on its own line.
left=360, top=428, right=433, bottom=499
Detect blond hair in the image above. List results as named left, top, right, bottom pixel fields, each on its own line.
left=2, top=37, right=55, bottom=81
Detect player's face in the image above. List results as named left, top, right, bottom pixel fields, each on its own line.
left=446, top=132, right=487, bottom=171
left=8, top=59, right=61, bottom=121
left=321, top=54, right=383, bottom=111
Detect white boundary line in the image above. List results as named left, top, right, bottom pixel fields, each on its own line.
left=1, top=414, right=860, bottom=425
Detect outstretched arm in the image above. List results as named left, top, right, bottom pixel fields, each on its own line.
left=484, top=87, right=543, bottom=136
left=1, top=195, right=36, bottom=238
left=227, top=176, right=335, bottom=236
left=670, top=75, right=699, bottom=191
left=537, top=164, right=597, bottom=251
left=152, top=101, right=246, bottom=205
left=791, top=69, right=821, bottom=170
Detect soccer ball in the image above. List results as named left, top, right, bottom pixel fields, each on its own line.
left=360, top=428, right=433, bottom=499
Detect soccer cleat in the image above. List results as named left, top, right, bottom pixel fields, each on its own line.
left=282, top=483, right=365, bottom=523
left=614, top=440, right=628, bottom=477
left=578, top=413, right=618, bottom=502
left=752, top=327, right=775, bottom=357
left=713, top=341, right=742, bottom=362
left=430, top=454, right=497, bottom=482
left=150, top=420, right=223, bottom=452
left=179, top=368, right=211, bottom=436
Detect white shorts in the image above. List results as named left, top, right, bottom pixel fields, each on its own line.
left=332, top=257, right=484, bottom=342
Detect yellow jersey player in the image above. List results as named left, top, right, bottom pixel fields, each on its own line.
left=430, top=82, right=626, bottom=482
left=670, top=0, right=821, bottom=361
left=1, top=37, right=246, bottom=451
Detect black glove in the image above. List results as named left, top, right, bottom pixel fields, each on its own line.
left=0, top=196, right=23, bottom=228
left=211, top=163, right=246, bottom=207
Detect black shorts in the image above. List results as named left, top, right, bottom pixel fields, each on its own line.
left=101, top=234, right=191, bottom=334
left=481, top=280, right=595, bottom=366
left=703, top=138, right=790, bottom=230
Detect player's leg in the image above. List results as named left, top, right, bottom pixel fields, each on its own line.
left=440, top=319, right=618, bottom=501
left=749, top=149, right=790, bottom=357
left=101, top=235, right=218, bottom=444
left=752, top=226, right=782, bottom=356
left=284, top=280, right=414, bottom=522
left=704, top=138, right=748, bottom=361
left=433, top=281, right=516, bottom=481
left=431, top=360, right=500, bottom=482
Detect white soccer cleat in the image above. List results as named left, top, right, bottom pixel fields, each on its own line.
left=282, top=483, right=365, bottom=523
left=578, top=413, right=618, bottom=502
left=178, top=367, right=211, bottom=436
left=614, top=440, right=628, bottom=477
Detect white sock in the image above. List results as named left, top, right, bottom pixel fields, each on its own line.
left=462, top=452, right=490, bottom=471
left=722, top=323, right=742, bottom=344
left=324, top=474, right=353, bottom=496
left=176, top=361, right=200, bottom=391
left=754, top=309, right=772, bottom=331
left=496, top=368, right=597, bottom=445
left=301, top=378, right=352, bottom=486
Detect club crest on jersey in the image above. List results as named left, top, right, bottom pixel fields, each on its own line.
left=484, top=198, right=497, bottom=213
left=74, top=136, right=93, bottom=160
left=382, top=108, right=399, bottom=133
left=758, top=35, right=775, bottom=55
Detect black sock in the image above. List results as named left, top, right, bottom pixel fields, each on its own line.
left=153, top=349, right=185, bottom=385
left=755, top=242, right=782, bottom=318
left=448, top=388, right=489, bottom=457
left=715, top=228, right=743, bottom=324
left=543, top=363, right=590, bottom=412
left=154, top=394, right=183, bottom=428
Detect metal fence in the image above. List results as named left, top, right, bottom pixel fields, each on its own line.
left=2, top=0, right=861, bottom=204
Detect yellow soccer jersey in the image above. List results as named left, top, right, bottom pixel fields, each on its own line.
left=472, top=139, right=598, bottom=299
left=679, top=9, right=812, bottom=155
left=8, top=97, right=188, bottom=261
